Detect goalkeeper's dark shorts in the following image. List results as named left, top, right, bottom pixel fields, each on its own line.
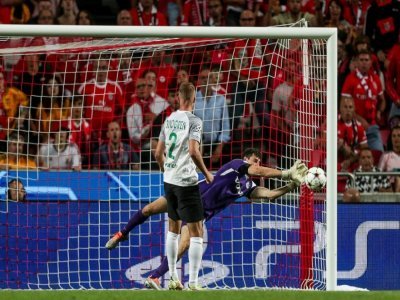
left=164, top=182, right=204, bottom=223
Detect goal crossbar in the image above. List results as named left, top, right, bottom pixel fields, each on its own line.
left=0, top=25, right=337, bottom=39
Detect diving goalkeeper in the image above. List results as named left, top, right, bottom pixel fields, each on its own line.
left=105, top=148, right=308, bottom=289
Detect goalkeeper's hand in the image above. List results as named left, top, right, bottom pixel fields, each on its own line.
left=287, top=180, right=299, bottom=190
left=282, top=160, right=308, bottom=186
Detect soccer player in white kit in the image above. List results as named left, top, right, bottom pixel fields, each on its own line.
left=155, top=82, right=214, bottom=290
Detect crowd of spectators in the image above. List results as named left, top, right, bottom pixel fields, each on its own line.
left=0, top=0, right=399, bottom=198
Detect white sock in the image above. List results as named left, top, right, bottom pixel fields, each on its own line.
left=166, top=231, right=180, bottom=281
left=188, top=237, right=203, bottom=286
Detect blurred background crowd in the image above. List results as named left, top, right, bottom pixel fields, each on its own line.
left=0, top=0, right=399, bottom=198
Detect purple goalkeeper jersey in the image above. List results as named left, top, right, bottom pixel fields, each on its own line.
left=198, top=159, right=257, bottom=221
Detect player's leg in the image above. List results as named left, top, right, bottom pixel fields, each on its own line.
left=121, top=196, right=168, bottom=235
left=147, top=184, right=202, bottom=290
left=165, top=183, right=184, bottom=290
left=186, top=221, right=204, bottom=290
left=145, top=224, right=191, bottom=290
left=105, top=196, right=167, bottom=250
left=178, top=184, right=204, bottom=290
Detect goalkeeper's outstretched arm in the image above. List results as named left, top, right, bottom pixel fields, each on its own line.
left=247, top=164, right=283, bottom=178
left=249, top=182, right=298, bottom=203
left=248, top=160, right=308, bottom=186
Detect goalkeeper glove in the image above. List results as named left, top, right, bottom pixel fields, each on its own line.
left=282, top=160, right=308, bottom=186
left=287, top=181, right=299, bottom=190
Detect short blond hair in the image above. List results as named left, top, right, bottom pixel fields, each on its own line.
left=179, top=82, right=195, bottom=101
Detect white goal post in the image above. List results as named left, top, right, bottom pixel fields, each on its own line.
left=0, top=24, right=337, bottom=290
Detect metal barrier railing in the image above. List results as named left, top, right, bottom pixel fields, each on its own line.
left=338, top=171, right=400, bottom=188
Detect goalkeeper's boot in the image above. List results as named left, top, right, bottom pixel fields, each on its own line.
left=168, top=278, right=183, bottom=290
left=187, top=283, right=204, bottom=291
left=105, top=231, right=127, bottom=250
left=144, top=276, right=162, bottom=290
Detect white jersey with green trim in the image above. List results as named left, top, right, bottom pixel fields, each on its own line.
left=159, top=110, right=203, bottom=186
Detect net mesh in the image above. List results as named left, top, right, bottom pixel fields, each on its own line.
left=0, top=23, right=328, bottom=289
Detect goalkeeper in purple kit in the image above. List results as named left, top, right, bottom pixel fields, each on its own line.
left=105, top=148, right=308, bottom=289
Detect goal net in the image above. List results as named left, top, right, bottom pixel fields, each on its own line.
left=0, top=24, right=336, bottom=290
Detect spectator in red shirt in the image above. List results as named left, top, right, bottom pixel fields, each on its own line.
left=181, top=0, right=208, bottom=26
left=385, top=44, right=400, bottom=124
left=340, top=0, right=371, bottom=32
left=77, top=56, right=125, bottom=147
left=352, top=35, right=382, bottom=75
left=68, top=96, right=91, bottom=168
left=338, top=95, right=368, bottom=171
left=341, top=49, right=386, bottom=152
left=135, top=50, right=176, bottom=99
left=77, top=55, right=119, bottom=86
left=130, top=0, right=167, bottom=26
left=365, top=0, right=400, bottom=54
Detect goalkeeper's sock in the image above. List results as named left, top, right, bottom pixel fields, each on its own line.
left=166, top=231, right=180, bottom=280
left=150, top=256, right=169, bottom=279
left=188, top=237, right=203, bottom=286
left=121, top=209, right=148, bottom=236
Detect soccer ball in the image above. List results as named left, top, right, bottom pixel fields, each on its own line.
left=304, top=167, right=327, bottom=191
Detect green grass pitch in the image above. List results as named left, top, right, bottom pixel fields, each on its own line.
left=1, top=290, right=400, bottom=300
